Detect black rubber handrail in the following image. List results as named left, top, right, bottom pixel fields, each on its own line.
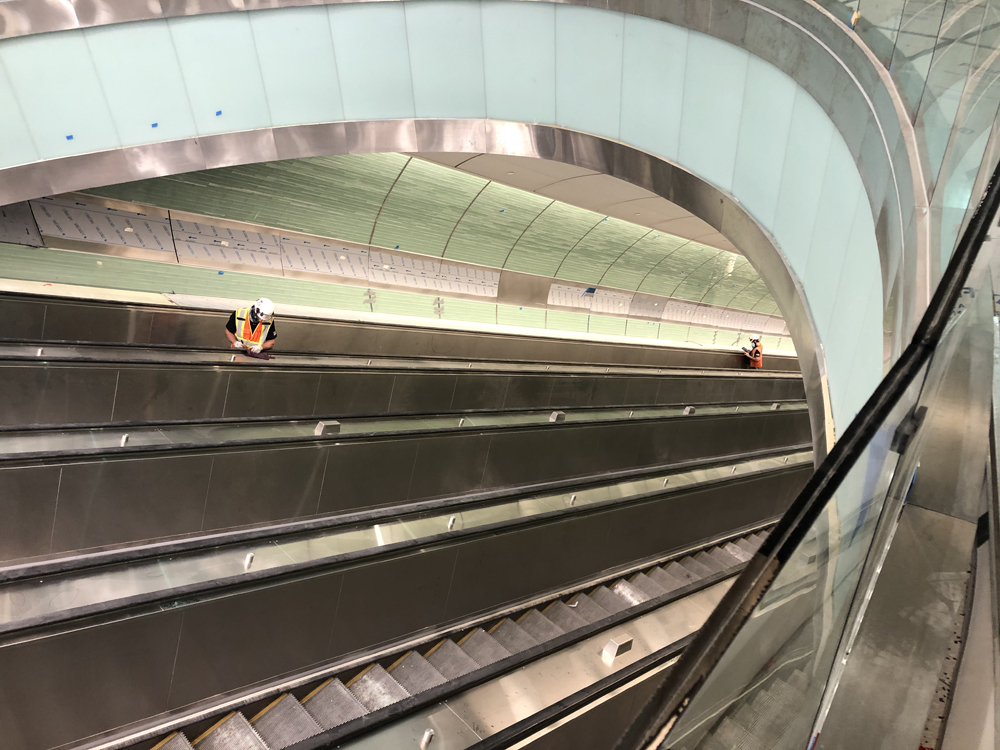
left=615, top=155, right=1000, bottom=750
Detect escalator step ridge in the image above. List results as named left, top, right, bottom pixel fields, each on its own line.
left=459, top=628, right=512, bottom=667
left=387, top=651, right=448, bottom=695
left=661, top=561, right=698, bottom=585
left=734, top=537, right=758, bottom=554
left=732, top=702, right=783, bottom=740
left=565, top=593, right=610, bottom=624
left=714, top=716, right=767, bottom=750
left=250, top=694, right=321, bottom=750
left=517, top=609, right=565, bottom=642
left=706, top=546, right=743, bottom=569
left=610, top=579, right=650, bottom=606
left=193, top=713, right=268, bottom=750
left=629, top=572, right=667, bottom=599
left=678, top=556, right=714, bottom=577
left=151, top=733, right=195, bottom=750
left=722, top=541, right=753, bottom=562
left=765, top=678, right=804, bottom=713
left=489, top=618, right=540, bottom=654
left=425, top=638, right=482, bottom=680
left=787, top=670, right=808, bottom=691
left=542, top=600, right=589, bottom=632
left=588, top=586, right=630, bottom=615
left=301, top=677, right=366, bottom=730
left=647, top=566, right=687, bottom=593
left=694, top=551, right=726, bottom=574
left=346, top=664, right=410, bottom=712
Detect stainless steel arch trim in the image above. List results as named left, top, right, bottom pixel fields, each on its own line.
left=0, top=0, right=928, bottom=341
left=0, top=118, right=833, bottom=459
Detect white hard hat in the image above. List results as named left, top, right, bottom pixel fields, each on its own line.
left=750, top=333, right=761, bottom=341
left=253, top=297, right=274, bottom=322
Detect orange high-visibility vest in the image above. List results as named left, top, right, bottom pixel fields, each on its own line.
left=234, top=307, right=271, bottom=348
left=748, top=343, right=763, bottom=368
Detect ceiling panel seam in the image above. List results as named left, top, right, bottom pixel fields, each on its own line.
left=664, top=253, right=719, bottom=298
left=551, top=216, right=608, bottom=278
left=441, top=180, right=492, bottom=258
left=632, top=241, right=690, bottom=291
left=367, top=156, right=412, bottom=247
left=500, top=198, right=556, bottom=269
left=596, top=228, right=655, bottom=287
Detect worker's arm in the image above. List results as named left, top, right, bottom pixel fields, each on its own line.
left=261, top=339, right=275, bottom=350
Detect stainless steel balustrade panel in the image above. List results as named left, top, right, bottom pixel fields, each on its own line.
left=0, top=468, right=806, bottom=750
left=0, top=453, right=812, bottom=630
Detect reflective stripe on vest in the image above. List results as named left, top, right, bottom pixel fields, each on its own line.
left=235, top=307, right=271, bottom=347
left=749, top=344, right=763, bottom=368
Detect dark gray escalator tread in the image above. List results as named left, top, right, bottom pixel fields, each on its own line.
left=647, top=567, right=686, bottom=592
left=459, top=628, right=511, bottom=667
left=426, top=638, right=482, bottom=679
left=388, top=651, right=447, bottom=695
left=347, top=664, right=410, bottom=712
left=302, top=678, right=366, bottom=730
left=589, top=585, right=629, bottom=614
left=694, top=550, right=726, bottom=573
left=250, top=695, right=321, bottom=750
left=543, top=600, right=589, bottom=632
left=723, top=541, right=753, bottom=562
left=662, top=561, right=698, bottom=584
left=518, top=609, right=565, bottom=642
left=679, top=556, right=714, bottom=577
left=153, top=733, right=194, bottom=750
left=629, top=572, right=667, bottom=598
left=193, top=713, right=267, bottom=750
left=707, top=546, right=743, bottom=568
left=611, top=578, right=651, bottom=606
left=489, top=619, right=540, bottom=654
left=566, top=593, right=610, bottom=624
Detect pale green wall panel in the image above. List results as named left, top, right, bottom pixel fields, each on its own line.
left=600, top=233, right=685, bottom=290
left=0, top=30, right=120, bottom=160
left=545, top=309, right=589, bottom=332
left=731, top=56, right=797, bottom=230
left=588, top=315, right=627, bottom=337
left=678, top=32, right=749, bottom=192
left=168, top=14, right=272, bottom=136
left=249, top=8, right=345, bottom=127
left=441, top=297, right=497, bottom=325
left=619, top=16, right=688, bottom=162
left=626, top=319, right=660, bottom=339
left=554, top=5, right=623, bottom=141
left=405, top=1, right=487, bottom=119
left=0, top=57, right=38, bottom=168
left=497, top=304, right=546, bottom=328
left=504, top=201, right=598, bottom=276
left=328, top=3, right=415, bottom=120
left=446, top=181, right=550, bottom=266
left=555, top=217, right=647, bottom=282
left=772, top=87, right=836, bottom=280
left=85, top=21, right=197, bottom=148
left=481, top=1, right=556, bottom=124
left=371, top=287, right=436, bottom=318
left=371, top=157, right=486, bottom=256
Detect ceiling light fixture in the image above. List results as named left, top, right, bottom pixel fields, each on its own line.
left=506, top=171, right=514, bottom=175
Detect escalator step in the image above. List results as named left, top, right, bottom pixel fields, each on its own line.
left=565, top=593, right=610, bottom=624
left=766, top=677, right=804, bottom=714
left=646, top=566, right=687, bottom=593
left=750, top=531, right=769, bottom=545
left=588, top=586, right=629, bottom=614
left=714, top=716, right=766, bottom=750
left=302, top=678, right=366, bottom=730
left=629, top=572, right=667, bottom=599
left=543, top=600, right=589, bottom=632
left=489, top=618, right=540, bottom=654
left=517, top=609, right=565, bottom=642
left=678, top=556, right=714, bottom=577
left=346, top=664, right=410, bottom=712
left=734, top=537, right=758, bottom=554
left=250, top=695, right=321, bottom=750
left=706, top=546, right=743, bottom=569
left=733, top=702, right=783, bottom=739
left=610, top=579, right=650, bottom=606
left=723, top=541, right=753, bottom=562
left=694, top=551, right=727, bottom=573
left=193, top=713, right=267, bottom=750
left=787, top=669, right=808, bottom=691
left=387, top=651, right=448, bottom=695
left=152, top=733, right=194, bottom=750
left=425, top=638, right=482, bottom=680
left=459, top=628, right=511, bottom=667
left=661, top=561, right=698, bottom=585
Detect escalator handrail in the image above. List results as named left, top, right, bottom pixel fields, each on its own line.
left=615, top=155, right=1000, bottom=750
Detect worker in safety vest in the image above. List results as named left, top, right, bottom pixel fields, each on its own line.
left=742, top=334, right=763, bottom=369
left=226, top=298, right=277, bottom=354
